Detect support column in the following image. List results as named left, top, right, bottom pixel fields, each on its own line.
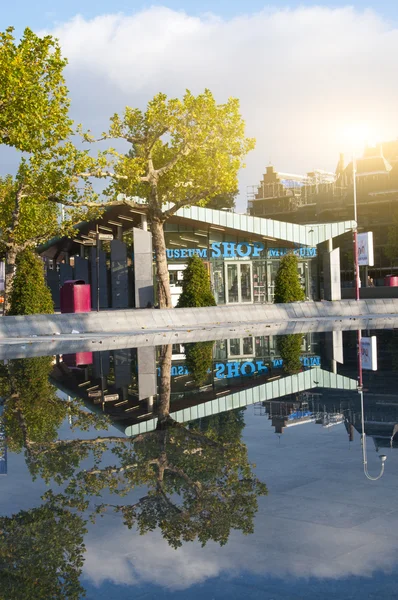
left=323, top=246, right=341, bottom=301
left=133, top=227, right=154, bottom=308
left=137, top=346, right=157, bottom=400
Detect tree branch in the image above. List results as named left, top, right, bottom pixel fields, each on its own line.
left=163, top=187, right=219, bottom=218
left=166, top=464, right=202, bottom=496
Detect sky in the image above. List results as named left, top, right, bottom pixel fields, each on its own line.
left=2, top=1, right=398, bottom=209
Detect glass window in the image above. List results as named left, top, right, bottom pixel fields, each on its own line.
left=242, top=337, right=254, bottom=355
left=229, top=339, right=241, bottom=356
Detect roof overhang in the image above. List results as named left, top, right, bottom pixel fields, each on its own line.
left=39, top=201, right=356, bottom=259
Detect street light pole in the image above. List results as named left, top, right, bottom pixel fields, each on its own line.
left=358, top=331, right=386, bottom=480
left=96, top=225, right=100, bottom=313
left=352, top=155, right=360, bottom=301
left=360, top=389, right=387, bottom=480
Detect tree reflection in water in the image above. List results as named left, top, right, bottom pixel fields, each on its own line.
left=0, top=346, right=267, bottom=596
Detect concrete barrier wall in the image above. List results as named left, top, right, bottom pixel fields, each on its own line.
left=342, top=287, right=398, bottom=299
left=1, top=299, right=398, bottom=340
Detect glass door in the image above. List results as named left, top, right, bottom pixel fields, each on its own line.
left=225, top=262, right=253, bottom=304
left=240, top=263, right=252, bottom=303
left=226, top=263, right=239, bottom=303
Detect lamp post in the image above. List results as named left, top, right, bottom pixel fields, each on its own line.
left=357, top=329, right=386, bottom=480
left=352, top=155, right=360, bottom=301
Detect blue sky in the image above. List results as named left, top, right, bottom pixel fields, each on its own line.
left=2, top=1, right=398, bottom=206
left=2, top=0, right=398, bottom=34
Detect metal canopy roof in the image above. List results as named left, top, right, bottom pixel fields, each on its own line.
left=170, top=204, right=356, bottom=246
left=39, top=202, right=356, bottom=257
left=125, top=367, right=357, bottom=436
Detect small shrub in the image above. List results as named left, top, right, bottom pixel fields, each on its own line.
left=274, top=253, right=305, bottom=303
left=8, top=248, right=54, bottom=315
left=177, top=255, right=216, bottom=308
left=185, top=341, right=214, bottom=386
left=277, top=334, right=303, bottom=374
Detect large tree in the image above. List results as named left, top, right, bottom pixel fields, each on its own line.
left=0, top=144, right=100, bottom=311
left=0, top=27, right=100, bottom=311
left=0, top=27, right=71, bottom=152
left=82, top=90, right=255, bottom=308
left=19, top=346, right=267, bottom=550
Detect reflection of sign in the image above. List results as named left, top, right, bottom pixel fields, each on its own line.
left=163, top=355, right=321, bottom=380
left=361, top=336, right=377, bottom=371
left=88, top=390, right=102, bottom=398
left=166, top=242, right=317, bottom=260
left=98, top=233, right=114, bottom=241
left=215, top=360, right=268, bottom=379
left=357, top=232, right=374, bottom=266
left=0, top=406, right=7, bottom=475
left=272, top=356, right=320, bottom=369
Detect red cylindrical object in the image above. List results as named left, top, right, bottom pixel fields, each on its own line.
left=63, top=352, right=93, bottom=367
left=60, top=280, right=91, bottom=313
left=384, top=275, right=398, bottom=287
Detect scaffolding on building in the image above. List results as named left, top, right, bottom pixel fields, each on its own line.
left=247, top=170, right=341, bottom=215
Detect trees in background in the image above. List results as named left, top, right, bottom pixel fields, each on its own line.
left=274, top=253, right=305, bottom=303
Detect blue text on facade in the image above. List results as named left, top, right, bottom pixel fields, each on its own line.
left=166, top=242, right=317, bottom=260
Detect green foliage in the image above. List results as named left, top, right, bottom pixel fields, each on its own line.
left=0, top=356, right=66, bottom=453
left=277, top=334, right=303, bottom=374
left=191, top=408, right=246, bottom=443
left=7, top=249, right=54, bottom=315
left=0, top=504, right=86, bottom=600
left=184, top=341, right=214, bottom=386
left=98, top=89, right=255, bottom=208
left=54, top=425, right=268, bottom=550
left=177, top=255, right=216, bottom=308
left=274, top=253, right=305, bottom=303
left=206, top=189, right=238, bottom=211
left=0, top=27, right=71, bottom=152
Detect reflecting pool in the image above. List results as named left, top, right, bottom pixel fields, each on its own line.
left=1, top=328, right=398, bottom=599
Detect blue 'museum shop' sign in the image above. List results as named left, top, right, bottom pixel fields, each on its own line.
left=166, top=242, right=317, bottom=260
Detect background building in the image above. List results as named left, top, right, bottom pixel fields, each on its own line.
left=248, top=141, right=398, bottom=284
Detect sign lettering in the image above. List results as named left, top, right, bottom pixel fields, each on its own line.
left=166, top=243, right=317, bottom=260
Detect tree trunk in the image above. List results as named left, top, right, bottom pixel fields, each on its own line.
left=157, top=344, right=175, bottom=429
left=4, top=248, right=17, bottom=314
left=151, top=217, right=173, bottom=309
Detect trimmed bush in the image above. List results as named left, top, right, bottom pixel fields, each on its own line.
left=177, top=255, right=216, bottom=308
left=277, top=334, right=303, bottom=374
left=8, top=248, right=54, bottom=315
left=185, top=341, right=214, bottom=386
left=274, top=253, right=305, bottom=303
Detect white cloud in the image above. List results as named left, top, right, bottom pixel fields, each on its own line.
left=41, top=6, right=398, bottom=209
left=83, top=511, right=398, bottom=591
